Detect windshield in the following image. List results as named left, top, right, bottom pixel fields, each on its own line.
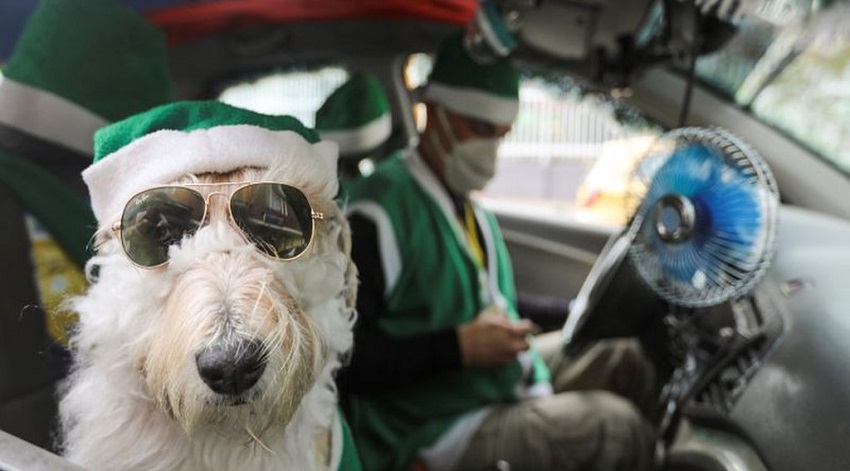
left=695, top=2, right=850, bottom=175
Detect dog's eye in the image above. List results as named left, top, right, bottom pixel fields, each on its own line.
left=118, top=186, right=210, bottom=267
left=148, top=199, right=203, bottom=237
left=153, top=219, right=185, bottom=245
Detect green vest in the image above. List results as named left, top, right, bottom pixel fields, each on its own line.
left=345, top=153, right=549, bottom=471
left=338, top=409, right=363, bottom=471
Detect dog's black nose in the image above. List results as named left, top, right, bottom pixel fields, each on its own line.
left=195, top=340, right=266, bottom=396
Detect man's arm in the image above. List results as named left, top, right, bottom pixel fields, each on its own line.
left=336, top=214, right=462, bottom=395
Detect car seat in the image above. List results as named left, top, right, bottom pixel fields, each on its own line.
left=0, top=181, right=63, bottom=451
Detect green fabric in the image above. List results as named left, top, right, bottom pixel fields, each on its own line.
left=428, top=33, right=519, bottom=100
left=345, top=155, right=548, bottom=471
left=338, top=409, right=363, bottom=471
left=0, top=149, right=95, bottom=268
left=483, top=207, right=551, bottom=387
left=316, top=74, right=390, bottom=132
left=94, top=100, right=321, bottom=162
left=3, top=0, right=173, bottom=121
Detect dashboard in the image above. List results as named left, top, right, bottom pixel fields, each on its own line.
left=657, top=206, right=850, bottom=471
left=498, top=169, right=850, bottom=471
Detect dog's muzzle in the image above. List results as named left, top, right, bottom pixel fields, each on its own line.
left=195, top=339, right=266, bottom=396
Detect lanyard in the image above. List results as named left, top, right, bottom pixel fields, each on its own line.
left=463, top=200, right=485, bottom=268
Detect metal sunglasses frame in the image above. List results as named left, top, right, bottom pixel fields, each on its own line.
left=110, top=181, right=325, bottom=269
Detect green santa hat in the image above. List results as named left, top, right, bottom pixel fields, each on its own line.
left=423, top=33, right=520, bottom=125
left=0, top=0, right=172, bottom=267
left=315, top=74, right=392, bottom=156
left=83, top=100, right=339, bottom=224
left=0, top=0, right=173, bottom=156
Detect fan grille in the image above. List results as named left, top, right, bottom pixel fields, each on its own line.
left=628, top=127, right=779, bottom=307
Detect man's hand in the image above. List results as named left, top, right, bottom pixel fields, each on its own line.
left=457, top=306, right=535, bottom=367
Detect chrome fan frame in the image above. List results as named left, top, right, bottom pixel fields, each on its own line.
left=563, top=126, right=779, bottom=347
left=628, top=126, right=780, bottom=308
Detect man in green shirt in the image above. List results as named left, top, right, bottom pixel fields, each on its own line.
left=341, top=33, right=656, bottom=471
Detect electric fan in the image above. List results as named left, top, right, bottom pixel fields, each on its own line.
left=627, top=126, right=779, bottom=307
left=562, top=126, right=778, bottom=344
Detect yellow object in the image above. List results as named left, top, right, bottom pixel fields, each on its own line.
left=26, top=216, right=85, bottom=346
left=463, top=201, right=485, bottom=267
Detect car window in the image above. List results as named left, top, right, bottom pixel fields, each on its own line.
left=405, top=54, right=661, bottom=227
left=218, top=66, right=349, bottom=127
left=695, top=3, right=850, bottom=175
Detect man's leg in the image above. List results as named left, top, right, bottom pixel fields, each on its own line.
left=454, top=390, right=655, bottom=471
left=535, top=332, right=658, bottom=418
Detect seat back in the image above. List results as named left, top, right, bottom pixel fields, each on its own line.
left=0, top=131, right=91, bottom=451
left=0, top=183, right=59, bottom=451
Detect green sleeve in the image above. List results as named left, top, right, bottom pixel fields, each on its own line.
left=337, top=411, right=362, bottom=471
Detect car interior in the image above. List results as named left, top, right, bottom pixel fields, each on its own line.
left=1, top=0, right=849, bottom=470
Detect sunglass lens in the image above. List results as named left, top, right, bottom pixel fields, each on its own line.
left=120, top=187, right=206, bottom=267
left=230, top=183, right=314, bottom=260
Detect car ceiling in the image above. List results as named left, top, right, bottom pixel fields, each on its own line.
left=4, top=1, right=849, bottom=220
left=2, top=0, right=668, bottom=87
left=0, top=0, right=476, bottom=60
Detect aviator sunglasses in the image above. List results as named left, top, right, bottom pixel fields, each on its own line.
left=112, top=182, right=325, bottom=268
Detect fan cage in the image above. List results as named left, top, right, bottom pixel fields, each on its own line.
left=627, top=127, right=779, bottom=308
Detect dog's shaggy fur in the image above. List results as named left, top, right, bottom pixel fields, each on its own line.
left=59, top=162, right=357, bottom=471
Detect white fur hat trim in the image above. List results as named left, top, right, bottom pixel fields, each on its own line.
left=83, top=124, right=339, bottom=224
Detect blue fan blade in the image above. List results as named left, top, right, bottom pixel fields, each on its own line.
left=639, top=145, right=762, bottom=286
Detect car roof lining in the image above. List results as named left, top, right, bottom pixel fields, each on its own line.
left=168, top=20, right=457, bottom=98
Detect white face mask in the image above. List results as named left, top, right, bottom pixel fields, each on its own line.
left=429, top=107, right=501, bottom=195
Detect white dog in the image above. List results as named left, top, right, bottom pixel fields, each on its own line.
left=59, top=102, right=359, bottom=471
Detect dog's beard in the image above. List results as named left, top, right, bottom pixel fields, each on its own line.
left=141, top=243, right=325, bottom=438
left=61, top=167, right=356, bottom=471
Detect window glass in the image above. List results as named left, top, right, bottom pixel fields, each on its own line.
left=404, top=55, right=661, bottom=226
left=405, top=54, right=433, bottom=132
left=404, top=53, right=432, bottom=90
left=750, top=11, right=850, bottom=173
left=490, top=78, right=659, bottom=227
left=218, top=66, right=349, bottom=127
left=695, top=21, right=776, bottom=97
left=694, top=3, right=850, bottom=175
